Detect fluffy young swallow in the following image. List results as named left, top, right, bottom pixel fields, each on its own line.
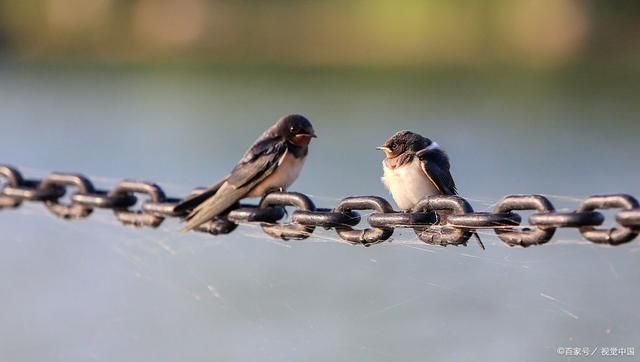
left=175, top=114, right=316, bottom=232
left=378, top=131, right=484, bottom=249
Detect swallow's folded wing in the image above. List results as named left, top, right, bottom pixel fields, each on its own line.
left=418, top=153, right=457, bottom=195
left=226, top=137, right=286, bottom=188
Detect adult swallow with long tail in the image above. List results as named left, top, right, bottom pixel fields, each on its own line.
left=378, top=130, right=484, bottom=249
left=175, top=114, right=316, bottom=232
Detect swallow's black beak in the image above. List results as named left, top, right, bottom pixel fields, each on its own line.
left=377, top=146, right=394, bottom=158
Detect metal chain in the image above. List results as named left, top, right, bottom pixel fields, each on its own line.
left=1, top=165, right=639, bottom=247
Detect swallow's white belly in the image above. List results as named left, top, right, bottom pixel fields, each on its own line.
left=381, top=158, right=440, bottom=210
left=248, top=151, right=306, bottom=197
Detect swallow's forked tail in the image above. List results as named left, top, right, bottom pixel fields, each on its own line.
left=472, top=232, right=485, bottom=250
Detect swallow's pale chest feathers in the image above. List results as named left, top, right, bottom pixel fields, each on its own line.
left=248, top=150, right=306, bottom=197
left=381, top=157, right=440, bottom=210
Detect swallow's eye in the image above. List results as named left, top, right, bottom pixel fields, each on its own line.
left=290, top=126, right=299, bottom=134
left=390, top=143, right=398, bottom=151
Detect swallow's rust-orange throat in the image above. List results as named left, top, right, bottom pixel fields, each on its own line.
left=291, top=134, right=313, bottom=146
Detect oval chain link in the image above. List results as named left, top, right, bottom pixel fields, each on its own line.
left=577, top=194, right=639, bottom=245
left=412, top=195, right=474, bottom=246
left=493, top=195, right=556, bottom=247
left=333, top=196, right=394, bottom=246
left=259, top=192, right=316, bottom=240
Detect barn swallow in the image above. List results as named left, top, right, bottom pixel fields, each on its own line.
left=378, top=131, right=484, bottom=249
left=175, top=114, right=316, bottom=232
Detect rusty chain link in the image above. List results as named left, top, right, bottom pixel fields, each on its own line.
left=1, top=165, right=640, bottom=248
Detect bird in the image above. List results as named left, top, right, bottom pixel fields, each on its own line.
left=175, top=114, right=316, bottom=232
left=377, top=130, right=484, bottom=249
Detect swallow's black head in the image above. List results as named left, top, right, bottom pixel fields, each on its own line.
left=377, top=130, right=431, bottom=159
left=276, top=114, right=317, bottom=146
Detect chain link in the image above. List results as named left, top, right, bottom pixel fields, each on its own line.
left=577, top=194, right=639, bottom=245
left=412, top=195, right=473, bottom=246
left=333, top=196, right=394, bottom=246
left=493, top=195, right=557, bottom=247
left=1, top=165, right=639, bottom=248
left=259, top=192, right=316, bottom=240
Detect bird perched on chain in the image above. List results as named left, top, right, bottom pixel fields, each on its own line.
left=377, top=130, right=484, bottom=249
left=175, top=114, right=316, bottom=232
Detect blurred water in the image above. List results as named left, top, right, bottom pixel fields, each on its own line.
left=1, top=64, right=639, bottom=361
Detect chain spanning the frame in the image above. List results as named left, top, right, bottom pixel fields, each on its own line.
left=1, top=165, right=639, bottom=247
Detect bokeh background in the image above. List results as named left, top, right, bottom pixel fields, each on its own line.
left=1, top=0, right=640, bottom=68
left=1, top=1, right=640, bottom=361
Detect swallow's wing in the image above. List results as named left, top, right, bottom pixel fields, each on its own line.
left=226, top=137, right=287, bottom=188
left=418, top=150, right=457, bottom=195
left=417, top=149, right=484, bottom=248
left=180, top=137, right=287, bottom=231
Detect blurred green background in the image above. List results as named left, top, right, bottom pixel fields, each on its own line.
left=1, top=0, right=639, bottom=69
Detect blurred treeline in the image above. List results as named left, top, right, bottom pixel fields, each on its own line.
left=0, top=0, right=639, bottom=69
